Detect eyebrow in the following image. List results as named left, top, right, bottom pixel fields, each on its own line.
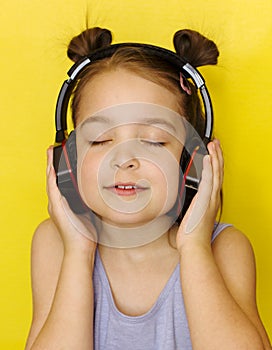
left=80, top=115, right=177, bottom=133
left=140, top=117, right=177, bottom=133
left=80, top=115, right=112, bottom=128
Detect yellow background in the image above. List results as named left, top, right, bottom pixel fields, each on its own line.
left=0, top=0, right=271, bottom=348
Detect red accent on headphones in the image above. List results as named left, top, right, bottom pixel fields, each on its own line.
left=176, top=146, right=199, bottom=216
left=62, top=140, right=78, bottom=190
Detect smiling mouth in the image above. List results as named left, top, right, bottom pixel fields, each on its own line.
left=104, top=183, right=148, bottom=196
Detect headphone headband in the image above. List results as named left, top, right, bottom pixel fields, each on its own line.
left=55, top=42, right=213, bottom=144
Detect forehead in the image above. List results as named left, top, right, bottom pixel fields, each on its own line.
left=78, top=102, right=186, bottom=142
left=76, top=69, right=180, bottom=124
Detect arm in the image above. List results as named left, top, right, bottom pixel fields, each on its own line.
left=25, top=148, right=97, bottom=350
left=180, top=227, right=271, bottom=350
left=25, top=220, right=95, bottom=350
left=176, top=140, right=271, bottom=350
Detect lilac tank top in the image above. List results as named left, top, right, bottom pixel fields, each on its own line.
left=93, top=223, right=231, bottom=350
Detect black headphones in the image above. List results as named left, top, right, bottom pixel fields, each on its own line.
left=53, top=43, right=214, bottom=214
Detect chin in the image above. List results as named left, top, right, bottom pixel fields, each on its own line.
left=96, top=206, right=172, bottom=228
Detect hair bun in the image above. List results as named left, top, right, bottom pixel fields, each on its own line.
left=173, top=29, right=219, bottom=67
left=67, top=27, right=112, bottom=62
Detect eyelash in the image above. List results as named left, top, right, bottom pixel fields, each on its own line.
left=141, top=140, right=165, bottom=147
left=89, top=140, right=111, bottom=146
left=89, top=140, right=166, bottom=147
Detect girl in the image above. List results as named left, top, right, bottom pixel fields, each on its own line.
left=25, top=28, right=271, bottom=349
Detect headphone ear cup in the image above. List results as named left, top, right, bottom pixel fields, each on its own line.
left=65, top=130, right=77, bottom=173
left=53, top=131, right=89, bottom=214
left=178, top=140, right=203, bottom=219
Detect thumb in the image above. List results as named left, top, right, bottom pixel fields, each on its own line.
left=182, top=155, right=212, bottom=234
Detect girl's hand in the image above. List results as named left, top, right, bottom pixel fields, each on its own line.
left=176, top=139, right=223, bottom=253
left=46, top=146, right=97, bottom=256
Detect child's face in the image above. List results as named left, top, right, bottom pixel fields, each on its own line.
left=75, top=69, right=185, bottom=228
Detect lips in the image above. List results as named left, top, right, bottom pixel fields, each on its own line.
left=104, top=182, right=148, bottom=196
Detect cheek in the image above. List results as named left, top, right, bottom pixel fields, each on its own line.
left=145, top=160, right=180, bottom=211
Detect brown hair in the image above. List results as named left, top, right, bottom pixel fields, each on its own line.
left=67, top=27, right=219, bottom=136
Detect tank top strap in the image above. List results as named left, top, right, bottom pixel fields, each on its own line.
left=212, top=222, right=232, bottom=242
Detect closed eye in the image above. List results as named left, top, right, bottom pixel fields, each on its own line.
left=89, top=140, right=112, bottom=146
left=141, top=140, right=166, bottom=147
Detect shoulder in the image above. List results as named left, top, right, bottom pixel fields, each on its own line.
left=211, top=225, right=255, bottom=288
left=212, top=225, right=254, bottom=265
left=31, top=218, right=64, bottom=274
left=32, top=217, right=63, bottom=249
left=212, top=225, right=256, bottom=304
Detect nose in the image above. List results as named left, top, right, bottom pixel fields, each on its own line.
left=110, top=143, right=140, bottom=170
left=109, top=138, right=142, bottom=170
left=111, top=156, right=140, bottom=170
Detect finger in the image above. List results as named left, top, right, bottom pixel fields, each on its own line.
left=184, top=154, right=212, bottom=233
left=213, top=139, right=224, bottom=187
left=46, top=147, right=63, bottom=212
left=46, top=146, right=54, bottom=177
left=46, top=147, right=52, bottom=195
left=207, top=141, right=221, bottom=206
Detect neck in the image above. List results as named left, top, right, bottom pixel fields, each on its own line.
left=98, top=221, right=178, bottom=264
left=96, top=214, right=175, bottom=249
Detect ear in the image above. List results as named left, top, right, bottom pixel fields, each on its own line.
left=180, top=73, right=192, bottom=95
